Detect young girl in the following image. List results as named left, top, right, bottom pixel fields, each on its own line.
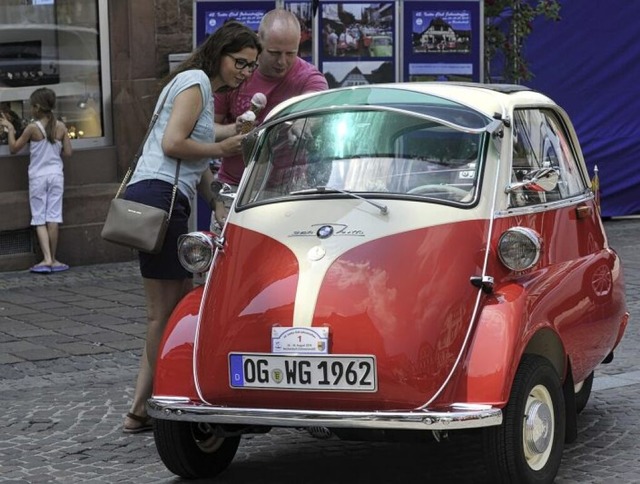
left=0, top=88, right=72, bottom=273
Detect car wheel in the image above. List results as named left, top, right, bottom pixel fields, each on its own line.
left=574, top=371, right=594, bottom=414
left=154, top=420, right=240, bottom=479
left=483, top=354, right=565, bottom=484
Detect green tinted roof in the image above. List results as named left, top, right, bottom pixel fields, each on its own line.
left=275, top=86, right=491, bottom=129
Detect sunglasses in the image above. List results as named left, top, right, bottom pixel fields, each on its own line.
left=226, top=54, right=259, bottom=73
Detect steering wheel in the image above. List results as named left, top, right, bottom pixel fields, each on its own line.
left=407, top=184, right=470, bottom=200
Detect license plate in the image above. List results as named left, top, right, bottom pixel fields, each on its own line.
left=229, top=353, right=377, bottom=392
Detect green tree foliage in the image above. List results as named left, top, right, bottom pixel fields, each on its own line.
left=485, top=0, right=561, bottom=83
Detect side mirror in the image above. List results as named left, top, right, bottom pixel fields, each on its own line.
left=506, top=167, right=559, bottom=193
left=241, top=131, right=259, bottom=167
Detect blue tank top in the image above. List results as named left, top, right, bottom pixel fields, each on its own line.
left=128, top=70, right=214, bottom=201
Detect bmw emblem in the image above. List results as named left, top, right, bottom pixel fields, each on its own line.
left=317, top=225, right=334, bottom=239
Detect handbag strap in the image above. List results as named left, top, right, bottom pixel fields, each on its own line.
left=114, top=79, right=183, bottom=219
left=115, top=81, right=174, bottom=197
left=165, top=160, right=181, bottom=220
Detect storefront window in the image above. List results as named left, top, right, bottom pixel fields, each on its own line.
left=0, top=0, right=110, bottom=151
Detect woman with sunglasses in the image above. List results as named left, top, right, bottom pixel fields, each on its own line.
left=121, top=21, right=261, bottom=433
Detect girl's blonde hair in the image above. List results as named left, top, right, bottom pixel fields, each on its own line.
left=30, top=88, right=57, bottom=143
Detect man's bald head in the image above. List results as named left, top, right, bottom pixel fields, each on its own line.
left=259, top=9, right=301, bottom=42
left=257, top=9, right=302, bottom=79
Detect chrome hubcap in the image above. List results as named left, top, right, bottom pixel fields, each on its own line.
left=523, top=384, right=554, bottom=470
left=192, top=423, right=224, bottom=453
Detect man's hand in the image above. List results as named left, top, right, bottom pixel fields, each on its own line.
left=287, top=119, right=312, bottom=145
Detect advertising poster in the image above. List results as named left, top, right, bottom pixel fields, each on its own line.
left=319, top=2, right=396, bottom=87
left=402, top=0, right=481, bottom=82
left=194, top=1, right=276, bottom=46
left=284, top=1, right=313, bottom=60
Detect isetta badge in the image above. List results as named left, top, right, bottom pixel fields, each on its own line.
left=272, top=327, right=329, bottom=354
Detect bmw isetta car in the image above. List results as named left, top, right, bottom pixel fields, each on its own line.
left=148, top=83, right=629, bottom=483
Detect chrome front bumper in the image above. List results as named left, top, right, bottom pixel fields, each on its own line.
left=148, top=397, right=502, bottom=431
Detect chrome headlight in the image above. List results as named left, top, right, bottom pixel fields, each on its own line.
left=498, top=227, right=542, bottom=271
left=177, top=232, right=215, bottom=273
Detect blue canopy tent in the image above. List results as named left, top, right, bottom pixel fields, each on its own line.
left=523, top=1, right=640, bottom=217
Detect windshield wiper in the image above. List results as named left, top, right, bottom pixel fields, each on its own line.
left=290, top=186, right=389, bottom=215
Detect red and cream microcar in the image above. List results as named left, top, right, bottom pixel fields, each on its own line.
left=148, top=83, right=629, bottom=483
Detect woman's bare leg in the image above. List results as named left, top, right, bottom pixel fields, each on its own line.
left=125, top=277, right=192, bottom=428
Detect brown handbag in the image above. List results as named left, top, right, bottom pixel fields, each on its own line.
left=101, top=84, right=181, bottom=254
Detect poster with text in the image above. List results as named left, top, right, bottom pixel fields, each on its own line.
left=194, top=1, right=276, bottom=46
left=402, top=0, right=481, bottom=82
left=320, top=2, right=396, bottom=84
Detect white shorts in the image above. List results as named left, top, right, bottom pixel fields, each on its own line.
left=29, top=174, right=64, bottom=225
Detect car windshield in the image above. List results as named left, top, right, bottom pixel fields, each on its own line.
left=238, top=89, right=492, bottom=208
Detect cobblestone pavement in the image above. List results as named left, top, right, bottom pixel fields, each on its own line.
left=0, top=219, right=639, bottom=483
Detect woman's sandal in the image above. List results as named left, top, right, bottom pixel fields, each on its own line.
left=123, top=412, right=153, bottom=434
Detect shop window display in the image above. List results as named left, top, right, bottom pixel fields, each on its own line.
left=0, top=0, right=105, bottom=147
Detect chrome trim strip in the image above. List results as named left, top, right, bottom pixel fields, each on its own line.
left=494, top=192, right=593, bottom=217
left=148, top=398, right=502, bottom=431
left=261, top=104, right=495, bottom=135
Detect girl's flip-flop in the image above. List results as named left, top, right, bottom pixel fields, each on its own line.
left=30, top=264, right=52, bottom=274
left=51, top=264, right=70, bottom=272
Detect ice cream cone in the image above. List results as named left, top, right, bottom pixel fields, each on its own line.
left=238, top=110, right=256, bottom=134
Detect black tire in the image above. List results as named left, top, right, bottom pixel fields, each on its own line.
left=574, top=371, right=594, bottom=414
left=483, top=354, right=566, bottom=484
left=154, top=419, right=240, bottom=479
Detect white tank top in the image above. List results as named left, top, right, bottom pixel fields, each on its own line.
left=28, top=120, right=64, bottom=179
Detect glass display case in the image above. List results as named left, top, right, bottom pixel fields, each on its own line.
left=0, top=0, right=108, bottom=151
